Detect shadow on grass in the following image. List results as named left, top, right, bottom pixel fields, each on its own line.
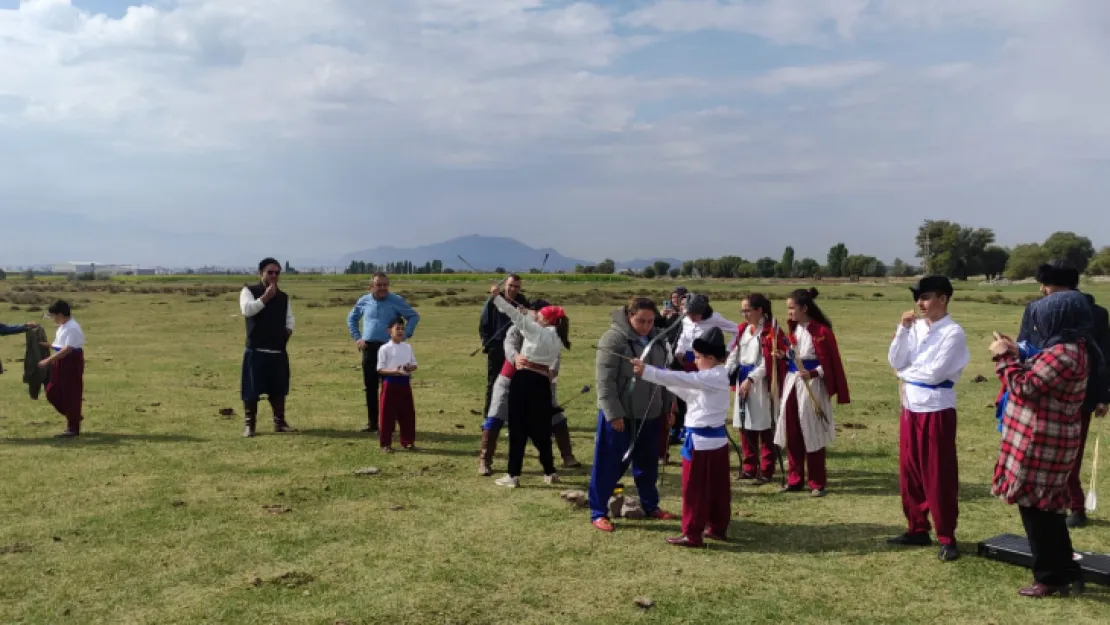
left=632, top=520, right=907, bottom=555
left=824, top=470, right=994, bottom=501
left=0, top=432, right=206, bottom=446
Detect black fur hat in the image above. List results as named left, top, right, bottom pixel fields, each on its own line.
left=1035, top=260, right=1080, bottom=289
left=692, top=327, right=727, bottom=360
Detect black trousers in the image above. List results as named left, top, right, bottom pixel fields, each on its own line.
left=360, top=341, right=386, bottom=427
left=1019, top=505, right=1082, bottom=586
left=507, top=369, right=556, bottom=477
left=483, top=347, right=505, bottom=418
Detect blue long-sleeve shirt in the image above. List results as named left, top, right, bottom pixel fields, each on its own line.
left=0, top=322, right=29, bottom=336
left=347, top=293, right=420, bottom=343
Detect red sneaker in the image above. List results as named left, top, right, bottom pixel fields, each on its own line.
left=592, top=517, right=615, bottom=532
left=649, top=509, right=678, bottom=521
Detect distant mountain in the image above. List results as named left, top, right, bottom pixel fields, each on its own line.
left=614, top=257, right=684, bottom=272
left=337, top=236, right=686, bottom=273
left=338, top=235, right=592, bottom=272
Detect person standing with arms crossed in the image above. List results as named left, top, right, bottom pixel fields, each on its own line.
left=479, top=274, right=528, bottom=420
left=886, top=276, right=970, bottom=562
left=347, top=272, right=420, bottom=433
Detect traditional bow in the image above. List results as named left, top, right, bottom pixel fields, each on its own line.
left=621, top=312, right=686, bottom=463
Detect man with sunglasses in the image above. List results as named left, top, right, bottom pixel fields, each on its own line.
left=238, top=257, right=296, bottom=437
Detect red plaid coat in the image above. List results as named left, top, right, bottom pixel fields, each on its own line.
left=991, top=341, right=1088, bottom=511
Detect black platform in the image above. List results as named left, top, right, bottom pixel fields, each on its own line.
left=977, top=533, right=1110, bottom=586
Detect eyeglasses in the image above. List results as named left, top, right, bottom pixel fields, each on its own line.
left=265, top=270, right=280, bottom=275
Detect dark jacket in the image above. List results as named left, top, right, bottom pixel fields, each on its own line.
left=1082, top=293, right=1110, bottom=411
left=0, top=322, right=31, bottom=376
left=595, top=307, right=672, bottom=421
left=479, top=292, right=529, bottom=353
left=24, top=326, right=50, bottom=399
left=1019, top=293, right=1110, bottom=411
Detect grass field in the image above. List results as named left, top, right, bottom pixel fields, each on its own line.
left=1, top=275, right=1108, bottom=624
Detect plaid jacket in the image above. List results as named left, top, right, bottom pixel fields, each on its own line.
left=991, top=341, right=1087, bottom=511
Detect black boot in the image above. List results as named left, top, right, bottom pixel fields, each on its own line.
left=243, top=402, right=257, bottom=438
left=1067, top=510, right=1088, bottom=529
left=479, top=425, right=500, bottom=476
left=270, top=396, right=296, bottom=433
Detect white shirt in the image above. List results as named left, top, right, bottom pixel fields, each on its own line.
left=726, top=322, right=767, bottom=382
left=641, top=365, right=731, bottom=451
left=675, top=312, right=737, bottom=357
left=240, top=286, right=295, bottom=332
left=887, top=315, right=969, bottom=412
left=53, top=318, right=85, bottom=350
left=377, top=341, right=417, bottom=373
left=492, top=295, right=562, bottom=367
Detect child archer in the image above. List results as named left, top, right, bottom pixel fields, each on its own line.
left=377, top=316, right=418, bottom=452
left=632, top=327, right=732, bottom=547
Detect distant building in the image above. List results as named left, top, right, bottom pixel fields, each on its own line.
left=52, top=262, right=148, bottom=276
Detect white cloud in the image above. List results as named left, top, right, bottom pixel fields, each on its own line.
left=2, top=0, right=1110, bottom=266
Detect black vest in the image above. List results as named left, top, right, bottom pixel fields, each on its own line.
left=245, top=283, right=289, bottom=351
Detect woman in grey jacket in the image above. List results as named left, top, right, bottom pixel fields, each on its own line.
left=588, top=297, right=678, bottom=532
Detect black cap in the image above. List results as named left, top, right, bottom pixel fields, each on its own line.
left=530, top=299, right=550, bottom=311
left=672, top=286, right=688, bottom=296
left=910, top=275, right=953, bottom=300
left=1035, top=260, right=1080, bottom=289
left=692, top=327, right=727, bottom=360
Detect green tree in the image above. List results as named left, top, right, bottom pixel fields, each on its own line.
left=980, top=246, right=1010, bottom=280
left=1042, top=231, right=1096, bottom=273
left=642, top=266, right=657, bottom=279
left=779, top=246, right=795, bottom=278
left=843, top=254, right=881, bottom=281
left=681, top=260, right=695, bottom=277
left=734, top=262, right=758, bottom=278
left=1088, top=247, right=1110, bottom=276
left=596, top=259, right=616, bottom=274
left=796, top=258, right=821, bottom=278
left=755, top=257, right=777, bottom=278
left=915, top=220, right=995, bottom=280
left=668, top=268, right=681, bottom=279
left=652, top=261, right=671, bottom=277
left=827, top=243, right=849, bottom=278
left=494, top=266, right=506, bottom=274
left=1003, top=243, right=1049, bottom=280
left=0, top=268, right=6, bottom=280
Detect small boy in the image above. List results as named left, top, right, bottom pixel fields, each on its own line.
left=38, top=300, right=86, bottom=438
left=632, top=326, right=731, bottom=547
left=377, top=316, right=418, bottom=452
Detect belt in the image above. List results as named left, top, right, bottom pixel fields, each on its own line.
left=737, top=364, right=755, bottom=382
left=52, top=346, right=82, bottom=352
left=681, top=425, right=727, bottom=462
left=518, top=360, right=552, bottom=376
left=904, top=380, right=955, bottom=390
left=786, top=358, right=819, bottom=373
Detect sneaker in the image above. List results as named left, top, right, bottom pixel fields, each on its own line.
left=811, top=489, right=827, bottom=498
left=54, top=430, right=79, bottom=438
left=779, top=484, right=804, bottom=493
left=703, top=528, right=728, bottom=541
left=592, top=517, right=615, bottom=532
left=274, top=421, right=297, bottom=433
left=562, top=456, right=582, bottom=468
left=402, top=444, right=418, bottom=452
left=648, top=509, right=678, bottom=521
left=494, top=474, right=519, bottom=488
left=543, top=473, right=560, bottom=484
left=380, top=446, right=394, bottom=453
left=665, top=535, right=702, bottom=548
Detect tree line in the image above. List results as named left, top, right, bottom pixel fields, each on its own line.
left=345, top=260, right=448, bottom=275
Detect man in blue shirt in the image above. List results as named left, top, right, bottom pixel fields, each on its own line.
left=347, top=272, right=420, bottom=432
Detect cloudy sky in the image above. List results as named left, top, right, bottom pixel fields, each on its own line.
left=2, top=0, right=1108, bottom=267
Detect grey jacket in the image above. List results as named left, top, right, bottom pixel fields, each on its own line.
left=595, top=307, right=672, bottom=421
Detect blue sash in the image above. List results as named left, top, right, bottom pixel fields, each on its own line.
left=786, top=359, right=819, bottom=373
left=383, top=375, right=411, bottom=386
left=684, top=350, right=695, bottom=364
left=52, top=346, right=82, bottom=353
left=737, top=364, right=755, bottom=383
left=681, top=425, right=727, bottom=462
left=904, top=380, right=954, bottom=390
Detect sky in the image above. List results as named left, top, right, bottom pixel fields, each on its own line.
left=2, top=0, right=1109, bottom=267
